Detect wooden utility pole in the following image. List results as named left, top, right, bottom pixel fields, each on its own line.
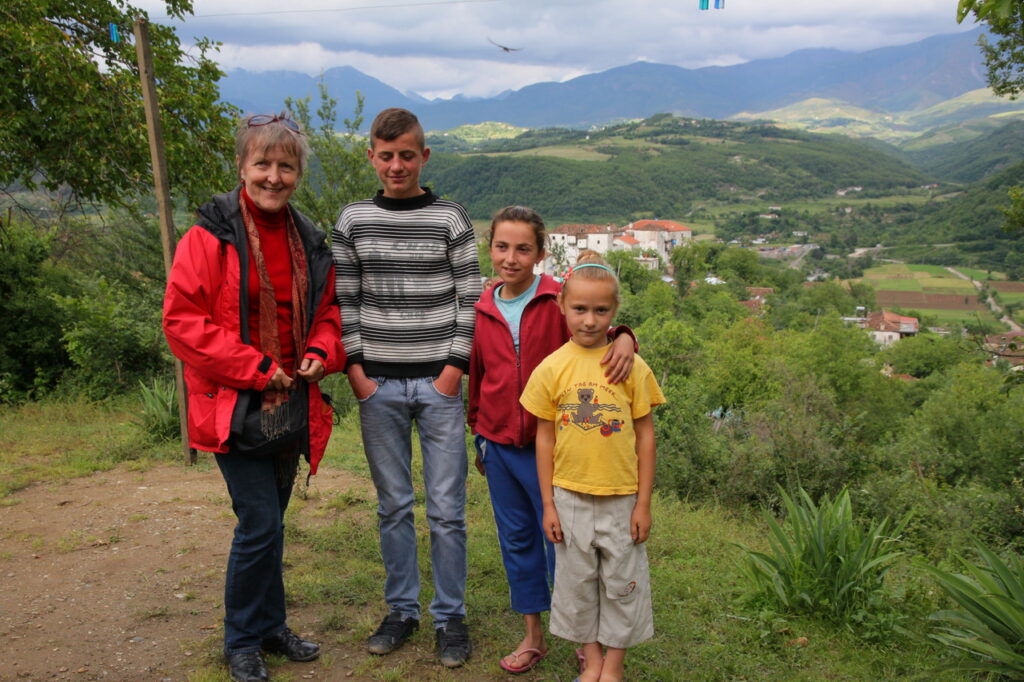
left=134, top=17, right=195, bottom=465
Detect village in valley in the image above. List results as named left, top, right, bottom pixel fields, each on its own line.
left=533, top=208, right=1024, bottom=375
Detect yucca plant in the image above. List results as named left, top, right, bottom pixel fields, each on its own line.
left=738, top=486, right=910, bottom=624
left=137, top=376, right=179, bottom=442
left=921, top=544, right=1024, bottom=677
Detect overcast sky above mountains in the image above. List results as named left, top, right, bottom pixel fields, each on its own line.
left=139, top=0, right=978, bottom=100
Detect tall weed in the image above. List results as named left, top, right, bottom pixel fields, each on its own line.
left=921, top=544, right=1024, bottom=677
left=738, top=487, right=910, bottom=635
left=137, top=377, right=179, bottom=442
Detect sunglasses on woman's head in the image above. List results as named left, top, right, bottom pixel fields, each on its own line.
left=247, top=114, right=302, bottom=134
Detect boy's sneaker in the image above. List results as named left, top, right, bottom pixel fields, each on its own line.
left=367, top=612, right=418, bottom=655
left=435, top=617, right=471, bottom=668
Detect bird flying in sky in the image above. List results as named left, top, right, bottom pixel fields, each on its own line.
left=488, top=37, right=522, bottom=52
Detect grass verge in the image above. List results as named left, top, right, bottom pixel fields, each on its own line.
left=2, top=401, right=973, bottom=680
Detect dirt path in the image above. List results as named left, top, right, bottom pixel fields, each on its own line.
left=0, top=462, right=381, bottom=681
left=945, top=266, right=1023, bottom=331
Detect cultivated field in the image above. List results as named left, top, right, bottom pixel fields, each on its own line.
left=853, top=264, right=997, bottom=326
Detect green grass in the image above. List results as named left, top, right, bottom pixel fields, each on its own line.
left=919, top=277, right=975, bottom=289
left=862, top=263, right=913, bottom=278
left=910, top=309, right=1000, bottom=325
left=907, top=265, right=956, bottom=277
left=2, top=400, right=974, bottom=680
left=858, top=277, right=923, bottom=292
left=481, top=145, right=613, bottom=161
left=958, top=267, right=1007, bottom=281
left=0, top=396, right=180, bottom=498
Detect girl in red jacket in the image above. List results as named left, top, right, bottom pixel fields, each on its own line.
left=468, top=206, right=634, bottom=674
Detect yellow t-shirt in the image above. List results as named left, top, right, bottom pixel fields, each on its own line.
left=520, top=340, right=666, bottom=495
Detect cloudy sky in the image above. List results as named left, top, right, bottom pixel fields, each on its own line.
left=141, top=0, right=978, bottom=100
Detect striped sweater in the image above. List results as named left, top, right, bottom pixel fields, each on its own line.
left=332, top=189, right=481, bottom=378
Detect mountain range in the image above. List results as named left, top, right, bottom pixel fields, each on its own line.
left=218, top=27, right=1019, bottom=132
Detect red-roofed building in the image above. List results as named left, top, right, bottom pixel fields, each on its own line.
left=626, top=219, right=692, bottom=261
left=984, top=331, right=1024, bottom=367
left=549, top=224, right=624, bottom=269
left=864, top=310, right=919, bottom=346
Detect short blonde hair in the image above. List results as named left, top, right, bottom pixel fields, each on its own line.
left=235, top=112, right=311, bottom=175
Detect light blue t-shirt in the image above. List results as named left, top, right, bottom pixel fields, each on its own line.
left=494, top=275, right=541, bottom=351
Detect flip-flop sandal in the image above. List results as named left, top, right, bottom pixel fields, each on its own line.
left=499, top=647, right=548, bottom=674
left=576, top=647, right=586, bottom=673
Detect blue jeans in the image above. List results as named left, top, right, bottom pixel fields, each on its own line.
left=477, top=436, right=554, bottom=614
left=359, top=376, right=468, bottom=626
left=215, top=453, right=293, bottom=655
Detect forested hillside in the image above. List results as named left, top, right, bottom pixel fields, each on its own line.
left=425, top=114, right=929, bottom=223
left=903, top=119, right=1024, bottom=182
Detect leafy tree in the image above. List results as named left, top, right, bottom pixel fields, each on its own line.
left=286, top=84, right=378, bottom=230
left=605, top=249, right=658, bottom=295
left=957, top=0, right=1024, bottom=231
left=958, top=0, right=1024, bottom=98
left=880, top=332, right=976, bottom=378
left=0, top=220, right=73, bottom=400
left=1, top=0, right=237, bottom=207
left=716, top=246, right=760, bottom=284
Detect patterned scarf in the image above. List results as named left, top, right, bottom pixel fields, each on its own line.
left=238, top=195, right=310, bottom=415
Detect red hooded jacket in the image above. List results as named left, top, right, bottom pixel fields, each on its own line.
left=162, top=187, right=345, bottom=474
left=468, top=274, right=635, bottom=448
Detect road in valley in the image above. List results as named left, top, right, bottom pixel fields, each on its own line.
left=945, top=266, right=1022, bottom=332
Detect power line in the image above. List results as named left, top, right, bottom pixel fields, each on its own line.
left=161, top=0, right=500, bottom=20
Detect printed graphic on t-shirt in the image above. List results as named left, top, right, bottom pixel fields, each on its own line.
left=557, top=382, right=624, bottom=437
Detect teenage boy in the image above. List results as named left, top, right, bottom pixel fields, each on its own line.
left=331, top=108, right=481, bottom=668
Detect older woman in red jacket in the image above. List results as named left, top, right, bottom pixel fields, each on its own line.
left=163, top=113, right=344, bottom=682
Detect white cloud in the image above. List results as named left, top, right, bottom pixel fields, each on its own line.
left=213, top=42, right=586, bottom=98
left=140, top=0, right=979, bottom=98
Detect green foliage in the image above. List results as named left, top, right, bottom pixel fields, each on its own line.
left=880, top=332, right=976, bottom=378
left=892, top=363, right=1024, bottom=488
left=921, top=542, right=1024, bottom=676
left=604, top=249, right=659, bottom=295
left=426, top=113, right=928, bottom=223
left=958, top=0, right=1024, bottom=98
left=738, top=487, right=910, bottom=633
left=1005, top=185, right=1024, bottom=234
left=698, top=318, right=780, bottom=410
left=286, top=83, right=378, bottom=230
left=0, top=220, right=73, bottom=401
left=0, top=0, right=237, bottom=207
left=54, top=276, right=167, bottom=399
left=137, top=376, right=178, bottom=441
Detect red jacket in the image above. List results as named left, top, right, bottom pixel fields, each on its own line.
left=468, top=275, right=566, bottom=447
left=162, top=187, right=345, bottom=474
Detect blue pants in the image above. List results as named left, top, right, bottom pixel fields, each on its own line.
left=215, top=453, right=292, bottom=655
left=477, top=436, right=554, bottom=614
left=359, top=376, right=468, bottom=626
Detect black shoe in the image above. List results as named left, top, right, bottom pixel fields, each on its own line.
left=226, top=651, right=268, bottom=682
left=435, top=617, right=471, bottom=668
left=262, top=626, right=321, bottom=662
left=367, top=611, right=419, bottom=654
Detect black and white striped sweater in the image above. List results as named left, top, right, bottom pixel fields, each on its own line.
left=332, top=189, right=481, bottom=378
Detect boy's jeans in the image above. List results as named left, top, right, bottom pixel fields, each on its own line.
left=359, top=376, right=468, bottom=626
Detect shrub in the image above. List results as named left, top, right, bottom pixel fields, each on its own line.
left=137, top=377, right=180, bottom=442
left=0, top=221, right=74, bottom=401
left=54, top=276, right=168, bottom=399
left=921, top=544, right=1024, bottom=677
left=737, top=487, right=910, bottom=633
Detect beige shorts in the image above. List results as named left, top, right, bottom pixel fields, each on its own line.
left=549, top=486, right=654, bottom=649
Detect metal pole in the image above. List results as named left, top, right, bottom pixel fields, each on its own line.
left=134, top=17, right=195, bottom=465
